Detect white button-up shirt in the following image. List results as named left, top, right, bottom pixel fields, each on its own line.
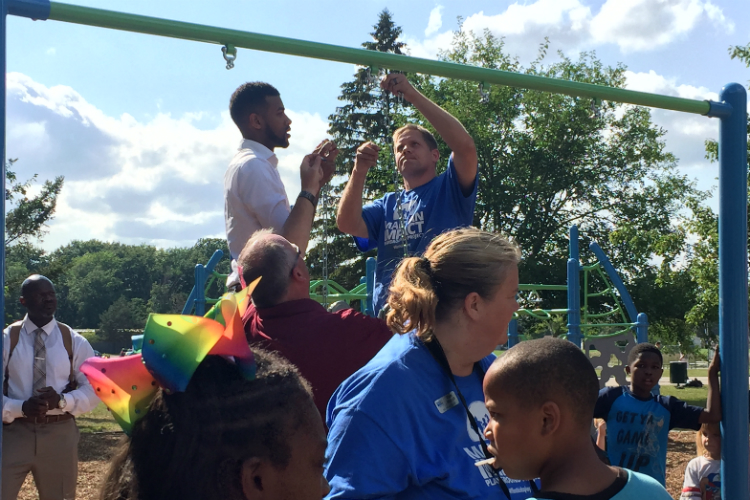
left=2, top=316, right=99, bottom=423
left=224, top=139, right=291, bottom=259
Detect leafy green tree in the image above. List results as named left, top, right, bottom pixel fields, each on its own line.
left=5, top=158, right=64, bottom=245
left=416, top=32, right=703, bottom=291
left=65, top=251, right=124, bottom=328
left=307, top=9, right=408, bottom=291
left=684, top=41, right=750, bottom=340
left=97, top=296, right=148, bottom=345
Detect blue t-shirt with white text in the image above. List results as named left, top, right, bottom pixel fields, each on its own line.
left=594, top=386, right=703, bottom=485
left=325, top=333, right=534, bottom=500
left=355, top=156, right=477, bottom=316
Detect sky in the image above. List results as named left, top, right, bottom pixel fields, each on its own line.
left=7, top=0, right=750, bottom=252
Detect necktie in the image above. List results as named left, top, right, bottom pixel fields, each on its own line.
left=32, top=328, right=46, bottom=392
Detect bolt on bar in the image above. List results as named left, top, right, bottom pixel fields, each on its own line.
left=18, top=0, right=717, bottom=115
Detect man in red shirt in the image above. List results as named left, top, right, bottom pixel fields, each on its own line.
left=239, top=230, right=392, bottom=422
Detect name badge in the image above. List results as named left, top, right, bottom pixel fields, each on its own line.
left=434, top=391, right=459, bottom=413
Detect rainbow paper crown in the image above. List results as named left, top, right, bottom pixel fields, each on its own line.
left=81, top=280, right=257, bottom=434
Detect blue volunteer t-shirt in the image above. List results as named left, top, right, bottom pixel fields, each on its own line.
left=594, top=386, right=703, bottom=485
left=325, top=333, right=534, bottom=500
left=355, top=156, right=478, bottom=316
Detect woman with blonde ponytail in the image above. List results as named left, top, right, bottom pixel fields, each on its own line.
left=325, top=228, right=534, bottom=500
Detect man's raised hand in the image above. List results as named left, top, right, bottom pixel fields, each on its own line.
left=313, top=139, right=339, bottom=187
left=355, top=142, right=381, bottom=173
left=300, top=154, right=324, bottom=195
left=380, top=73, right=418, bottom=102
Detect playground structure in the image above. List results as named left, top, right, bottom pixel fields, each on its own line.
left=1, top=2, right=747, bottom=497
left=182, top=225, right=647, bottom=388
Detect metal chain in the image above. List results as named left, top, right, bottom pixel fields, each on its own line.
left=320, top=183, right=330, bottom=307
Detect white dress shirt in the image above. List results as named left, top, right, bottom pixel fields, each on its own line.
left=224, top=139, right=291, bottom=259
left=2, top=316, right=99, bottom=423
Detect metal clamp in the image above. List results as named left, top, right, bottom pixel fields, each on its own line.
left=364, top=66, right=380, bottom=86
left=590, top=97, right=602, bottom=119
left=222, top=44, right=237, bottom=70
left=478, top=82, right=490, bottom=104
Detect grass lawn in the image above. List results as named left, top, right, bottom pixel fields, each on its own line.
left=659, top=385, right=708, bottom=408
left=77, top=402, right=120, bottom=433
left=662, top=368, right=708, bottom=379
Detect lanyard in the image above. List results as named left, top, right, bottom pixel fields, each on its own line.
left=422, top=336, right=515, bottom=500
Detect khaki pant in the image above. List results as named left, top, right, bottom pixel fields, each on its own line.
left=2, top=418, right=79, bottom=500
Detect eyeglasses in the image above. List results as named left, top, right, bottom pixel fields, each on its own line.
left=289, top=244, right=302, bottom=277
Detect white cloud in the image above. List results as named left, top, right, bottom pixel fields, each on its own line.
left=624, top=70, right=720, bottom=198
left=590, top=0, right=734, bottom=53
left=403, top=0, right=734, bottom=62
left=45, top=47, right=56, bottom=56
left=425, top=6, right=444, bottom=37
left=7, top=73, right=329, bottom=251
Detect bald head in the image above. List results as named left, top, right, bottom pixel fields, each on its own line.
left=238, top=230, right=300, bottom=308
left=20, top=274, right=57, bottom=326
left=21, top=275, right=54, bottom=298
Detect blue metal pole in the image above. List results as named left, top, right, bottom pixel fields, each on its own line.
left=569, top=225, right=579, bottom=261
left=712, top=82, right=748, bottom=500
left=507, top=319, right=518, bottom=348
left=635, top=312, right=648, bottom=344
left=589, top=242, right=638, bottom=323
left=566, top=258, right=581, bottom=346
left=0, top=0, right=8, bottom=492
left=566, top=226, right=581, bottom=346
left=194, top=264, right=206, bottom=316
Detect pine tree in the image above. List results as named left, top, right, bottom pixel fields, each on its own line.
left=306, top=10, right=409, bottom=297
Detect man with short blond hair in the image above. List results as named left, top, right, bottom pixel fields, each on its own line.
left=336, top=74, right=478, bottom=316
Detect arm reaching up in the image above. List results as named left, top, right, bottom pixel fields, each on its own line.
left=278, top=154, right=324, bottom=253
left=381, top=74, right=477, bottom=195
left=699, top=347, right=721, bottom=424
left=337, top=142, right=380, bottom=239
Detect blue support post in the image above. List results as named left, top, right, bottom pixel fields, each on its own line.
left=635, top=313, right=648, bottom=344
left=193, top=264, right=206, bottom=317
left=589, top=242, right=639, bottom=323
left=569, top=225, right=579, bottom=261
left=507, top=319, right=519, bottom=348
left=566, top=258, right=581, bottom=346
left=712, top=83, right=748, bottom=500
left=365, top=257, right=376, bottom=317
left=566, top=226, right=582, bottom=346
left=181, top=249, right=223, bottom=315
left=1, top=0, right=8, bottom=490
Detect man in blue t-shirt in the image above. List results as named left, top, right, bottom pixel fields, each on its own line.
left=336, top=74, right=478, bottom=317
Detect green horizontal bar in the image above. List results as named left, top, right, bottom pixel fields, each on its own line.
left=582, top=328, right=634, bottom=339
left=45, top=2, right=711, bottom=115
left=519, top=284, right=568, bottom=291
left=585, top=309, right=622, bottom=319
left=580, top=323, right=635, bottom=328
left=586, top=288, right=613, bottom=298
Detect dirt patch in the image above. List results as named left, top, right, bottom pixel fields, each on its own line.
left=666, top=430, right=697, bottom=499
left=15, top=430, right=696, bottom=499
left=17, top=432, right=123, bottom=500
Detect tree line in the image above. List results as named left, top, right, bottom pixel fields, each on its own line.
left=6, top=12, right=749, bottom=354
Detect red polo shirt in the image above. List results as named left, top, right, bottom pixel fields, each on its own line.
left=243, top=298, right=392, bottom=422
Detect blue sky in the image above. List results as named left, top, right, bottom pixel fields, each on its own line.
left=7, top=0, right=750, bottom=251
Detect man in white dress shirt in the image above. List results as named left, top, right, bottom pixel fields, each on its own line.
left=2, top=275, right=99, bottom=500
left=224, top=82, right=337, bottom=288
